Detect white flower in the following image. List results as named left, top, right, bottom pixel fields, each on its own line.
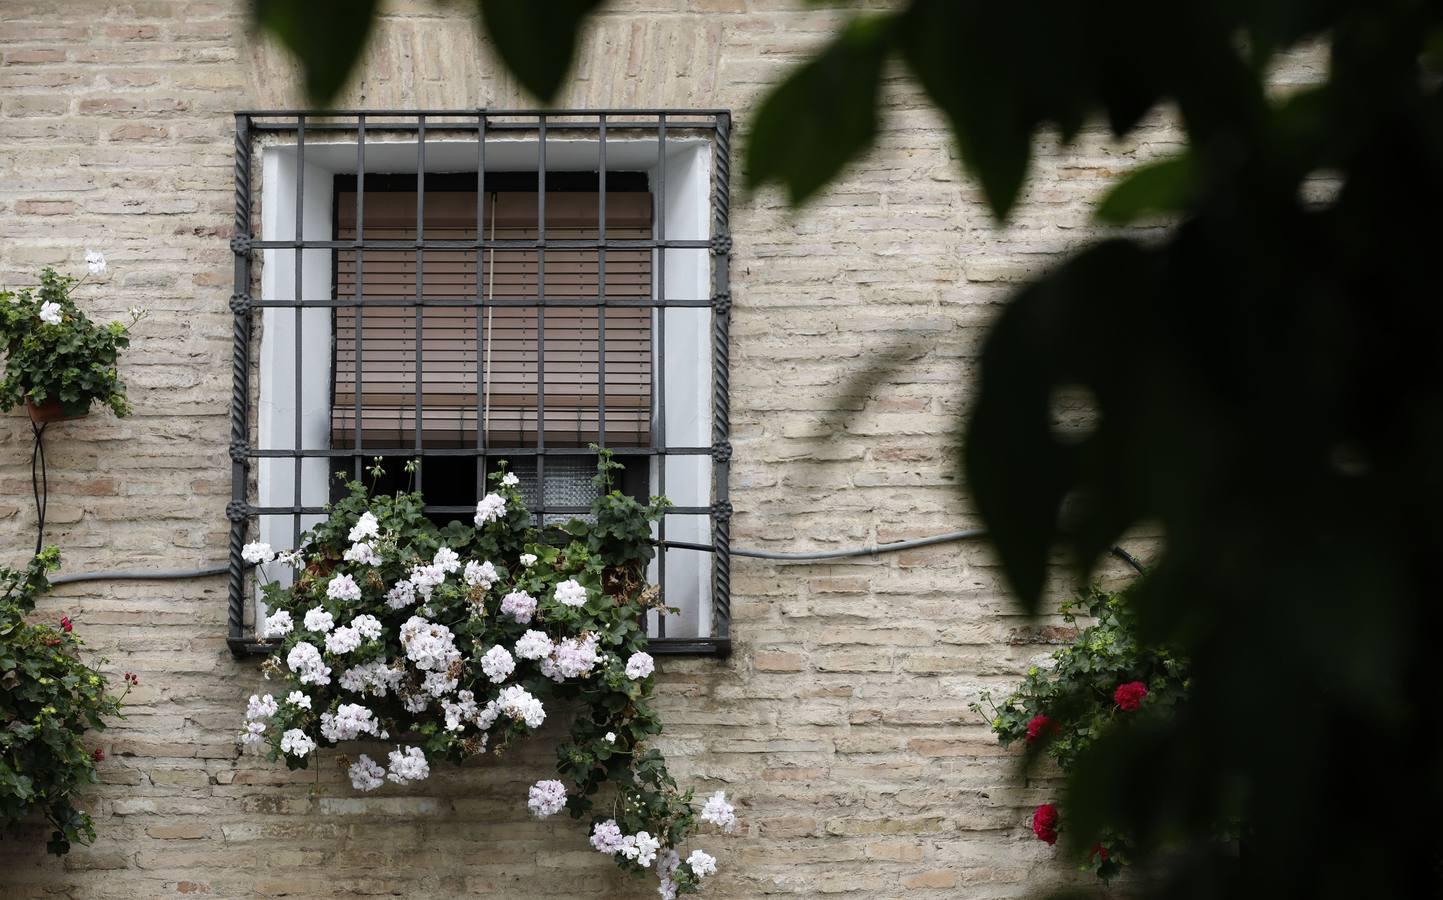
left=499, top=590, right=537, bottom=624
left=554, top=578, right=588, bottom=607
left=348, top=511, right=379, bottom=541
left=474, top=492, right=507, bottom=526
left=385, top=579, right=416, bottom=610
left=350, top=614, right=382, bottom=641
left=500, top=472, right=519, bottom=487
left=527, top=779, right=568, bottom=818
left=240, top=720, right=267, bottom=747
left=246, top=694, right=278, bottom=720
left=604, top=732, right=616, bottom=744
left=513, top=629, right=554, bottom=661
left=128, top=305, right=144, bottom=319
left=700, top=791, right=736, bottom=833
left=432, top=546, right=460, bottom=574
left=408, top=563, right=445, bottom=599
left=303, top=606, right=335, bottom=634
left=325, top=625, right=361, bottom=655
left=422, top=670, right=458, bottom=698
left=286, top=641, right=331, bottom=686
left=621, top=831, right=661, bottom=868
left=242, top=541, right=274, bottom=564
left=480, top=645, right=515, bottom=684
left=279, top=728, right=316, bottom=758
left=463, top=559, right=498, bottom=589
left=338, top=660, right=403, bottom=697
left=343, top=541, right=381, bottom=566
left=85, top=249, right=106, bottom=275
left=519, top=552, right=538, bottom=568
left=497, top=684, right=546, bottom=728
left=625, top=651, right=655, bottom=681
left=286, top=691, right=311, bottom=710
left=686, top=850, right=717, bottom=878
left=441, top=690, right=477, bottom=732
left=38, top=301, right=62, bottom=325
left=326, top=573, right=362, bottom=602
left=275, top=550, right=304, bottom=567
left=262, top=608, right=293, bottom=638
left=541, top=634, right=600, bottom=682
left=386, top=746, right=429, bottom=784
left=320, top=703, right=380, bottom=741
left=591, top=819, right=625, bottom=855
left=349, top=754, right=385, bottom=792
left=399, top=616, right=460, bottom=672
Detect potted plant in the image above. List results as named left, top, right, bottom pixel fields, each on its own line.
left=0, top=252, right=145, bottom=424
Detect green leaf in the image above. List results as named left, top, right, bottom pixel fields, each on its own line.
left=477, top=0, right=603, bottom=102
left=743, top=16, right=893, bottom=205
left=251, top=0, right=380, bottom=107
left=1094, top=154, right=1199, bottom=224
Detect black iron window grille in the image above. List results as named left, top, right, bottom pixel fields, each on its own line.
left=227, top=110, right=732, bottom=658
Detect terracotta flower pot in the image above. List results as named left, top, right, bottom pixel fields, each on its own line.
left=25, top=399, right=89, bottom=425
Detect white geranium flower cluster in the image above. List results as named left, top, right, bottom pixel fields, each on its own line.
left=527, top=779, right=568, bottom=818
left=240, top=469, right=733, bottom=892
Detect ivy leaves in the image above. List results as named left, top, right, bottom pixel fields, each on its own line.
left=251, top=0, right=603, bottom=106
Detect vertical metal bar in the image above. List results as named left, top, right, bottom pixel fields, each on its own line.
left=476, top=112, right=487, bottom=495
left=414, top=115, right=426, bottom=494
left=293, top=114, right=305, bottom=547
left=711, top=112, right=732, bottom=639
left=655, top=113, right=667, bottom=638
left=535, top=115, right=546, bottom=524
left=597, top=115, right=607, bottom=451
left=353, top=115, right=366, bottom=482
left=228, top=113, right=253, bottom=653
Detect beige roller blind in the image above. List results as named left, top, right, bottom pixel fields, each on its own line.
left=331, top=190, right=653, bottom=449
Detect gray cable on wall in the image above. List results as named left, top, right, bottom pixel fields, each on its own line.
left=45, top=532, right=1144, bottom=585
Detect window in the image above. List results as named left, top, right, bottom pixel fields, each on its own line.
left=227, top=110, right=733, bottom=656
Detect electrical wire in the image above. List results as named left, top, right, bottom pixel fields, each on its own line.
left=44, top=533, right=1145, bottom=586
left=30, top=420, right=47, bottom=557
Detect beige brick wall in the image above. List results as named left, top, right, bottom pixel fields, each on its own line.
left=0, top=2, right=1318, bottom=897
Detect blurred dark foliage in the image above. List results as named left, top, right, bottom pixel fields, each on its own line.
left=257, top=0, right=1443, bottom=894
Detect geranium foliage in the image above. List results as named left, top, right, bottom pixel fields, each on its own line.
left=973, top=585, right=1191, bottom=881
left=0, top=548, right=133, bottom=855
left=0, top=257, right=145, bottom=418
left=240, top=453, right=733, bottom=896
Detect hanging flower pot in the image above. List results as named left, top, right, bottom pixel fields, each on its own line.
left=25, top=398, right=90, bottom=425
left=0, top=252, right=146, bottom=425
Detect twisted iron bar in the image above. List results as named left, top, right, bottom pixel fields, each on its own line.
left=227, top=114, right=252, bottom=650
left=710, top=113, right=732, bottom=639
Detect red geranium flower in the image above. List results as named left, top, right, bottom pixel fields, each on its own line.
left=60, top=616, right=72, bottom=633
left=92, top=748, right=105, bottom=762
left=1024, top=714, right=1059, bottom=745
left=1091, top=842, right=1109, bottom=862
left=1032, top=803, right=1059, bottom=845
left=1113, top=681, right=1148, bottom=711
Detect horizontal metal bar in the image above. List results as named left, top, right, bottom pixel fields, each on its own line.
left=239, top=107, right=730, bottom=117
left=648, top=638, right=731, bottom=657
left=248, top=120, right=720, bottom=134
left=247, top=446, right=713, bottom=458
left=250, top=296, right=713, bottom=309
left=246, top=238, right=710, bottom=250
left=249, top=504, right=714, bottom=516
